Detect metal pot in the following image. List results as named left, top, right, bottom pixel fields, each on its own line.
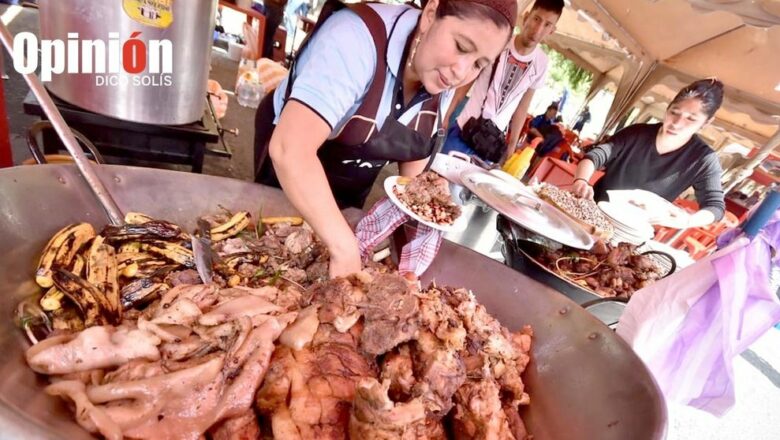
left=38, top=0, right=216, bottom=125
left=0, top=165, right=666, bottom=440
left=497, top=214, right=676, bottom=326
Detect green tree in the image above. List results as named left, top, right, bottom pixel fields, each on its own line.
left=541, top=45, right=593, bottom=95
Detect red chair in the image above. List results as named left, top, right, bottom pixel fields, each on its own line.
left=563, top=129, right=579, bottom=146
left=674, top=198, right=699, bottom=212
left=671, top=211, right=741, bottom=260
left=526, top=157, right=604, bottom=187
left=653, top=225, right=678, bottom=243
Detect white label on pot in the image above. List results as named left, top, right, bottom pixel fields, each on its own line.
left=123, top=0, right=174, bottom=29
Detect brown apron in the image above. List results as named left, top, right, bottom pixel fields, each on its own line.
left=254, top=2, right=445, bottom=209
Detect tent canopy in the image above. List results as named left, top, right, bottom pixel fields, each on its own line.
left=540, top=0, right=780, bottom=147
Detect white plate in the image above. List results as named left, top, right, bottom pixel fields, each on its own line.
left=428, top=153, right=484, bottom=186
left=384, top=176, right=468, bottom=232
left=607, top=189, right=690, bottom=227
left=598, top=201, right=654, bottom=239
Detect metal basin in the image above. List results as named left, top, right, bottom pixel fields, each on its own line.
left=0, top=164, right=666, bottom=440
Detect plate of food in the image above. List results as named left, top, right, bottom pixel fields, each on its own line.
left=384, top=171, right=467, bottom=232
left=535, top=183, right=615, bottom=240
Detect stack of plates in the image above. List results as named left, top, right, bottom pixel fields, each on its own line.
left=597, top=201, right=654, bottom=245
left=606, top=189, right=690, bottom=227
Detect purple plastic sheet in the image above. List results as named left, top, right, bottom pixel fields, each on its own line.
left=618, top=212, right=780, bottom=416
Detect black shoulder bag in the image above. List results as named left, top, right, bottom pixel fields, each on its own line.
left=460, top=58, right=507, bottom=163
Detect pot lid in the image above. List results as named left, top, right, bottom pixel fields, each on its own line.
left=460, top=169, right=595, bottom=250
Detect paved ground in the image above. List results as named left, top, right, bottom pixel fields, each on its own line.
left=667, top=327, right=780, bottom=440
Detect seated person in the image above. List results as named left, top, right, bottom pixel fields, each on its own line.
left=571, top=79, right=726, bottom=228
left=535, top=120, right=565, bottom=157
left=527, top=103, right=558, bottom=140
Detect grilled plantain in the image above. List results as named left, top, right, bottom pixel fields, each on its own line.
left=116, top=251, right=158, bottom=267
left=124, top=212, right=154, bottom=225
left=50, top=307, right=85, bottom=332
left=121, top=278, right=166, bottom=309
left=52, top=269, right=115, bottom=327
left=210, top=211, right=251, bottom=241
left=139, top=241, right=195, bottom=267
left=70, top=254, right=87, bottom=277
left=35, top=223, right=96, bottom=288
left=121, top=262, right=139, bottom=277
left=40, top=287, right=65, bottom=312
left=261, top=216, right=304, bottom=226
left=86, top=236, right=121, bottom=318
left=103, top=220, right=189, bottom=243
left=118, top=242, right=143, bottom=253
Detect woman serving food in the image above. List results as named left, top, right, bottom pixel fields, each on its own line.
left=253, top=0, right=517, bottom=277
left=571, top=79, right=727, bottom=228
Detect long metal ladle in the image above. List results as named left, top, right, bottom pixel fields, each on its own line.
left=0, top=22, right=124, bottom=225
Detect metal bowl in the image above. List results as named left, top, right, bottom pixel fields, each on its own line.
left=0, top=165, right=666, bottom=439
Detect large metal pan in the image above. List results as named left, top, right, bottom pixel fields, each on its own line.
left=0, top=164, right=666, bottom=440
left=496, top=214, right=676, bottom=327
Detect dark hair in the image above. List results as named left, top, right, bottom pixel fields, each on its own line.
left=531, top=0, right=564, bottom=16
left=547, top=104, right=558, bottom=111
left=436, top=0, right=512, bottom=30
left=670, top=78, right=724, bottom=119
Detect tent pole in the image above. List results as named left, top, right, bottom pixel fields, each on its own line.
left=723, top=126, right=780, bottom=193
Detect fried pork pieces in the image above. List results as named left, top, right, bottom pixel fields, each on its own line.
left=394, top=171, right=462, bottom=225
left=537, top=241, right=663, bottom=299
left=23, top=217, right=533, bottom=440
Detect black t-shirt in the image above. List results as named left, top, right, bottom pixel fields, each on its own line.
left=585, top=123, right=725, bottom=220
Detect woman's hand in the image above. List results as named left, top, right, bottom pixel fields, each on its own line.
left=572, top=178, right=594, bottom=200
left=328, top=238, right=362, bottom=279
left=270, top=101, right=363, bottom=279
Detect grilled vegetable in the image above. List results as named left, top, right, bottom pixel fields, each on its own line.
left=261, top=216, right=304, bottom=226
left=35, top=223, right=96, bottom=288
left=221, top=252, right=260, bottom=269
left=135, top=264, right=179, bottom=279
left=86, top=236, right=120, bottom=317
left=50, top=307, right=85, bottom=332
left=139, top=241, right=195, bottom=267
left=52, top=269, right=115, bottom=326
left=122, top=263, right=139, bottom=277
left=40, top=287, right=65, bottom=312
left=103, top=220, right=189, bottom=243
left=70, top=254, right=86, bottom=277
left=119, top=242, right=142, bottom=253
left=116, top=251, right=157, bottom=267
left=210, top=211, right=251, bottom=241
left=121, top=278, right=166, bottom=309
left=124, top=212, right=154, bottom=225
